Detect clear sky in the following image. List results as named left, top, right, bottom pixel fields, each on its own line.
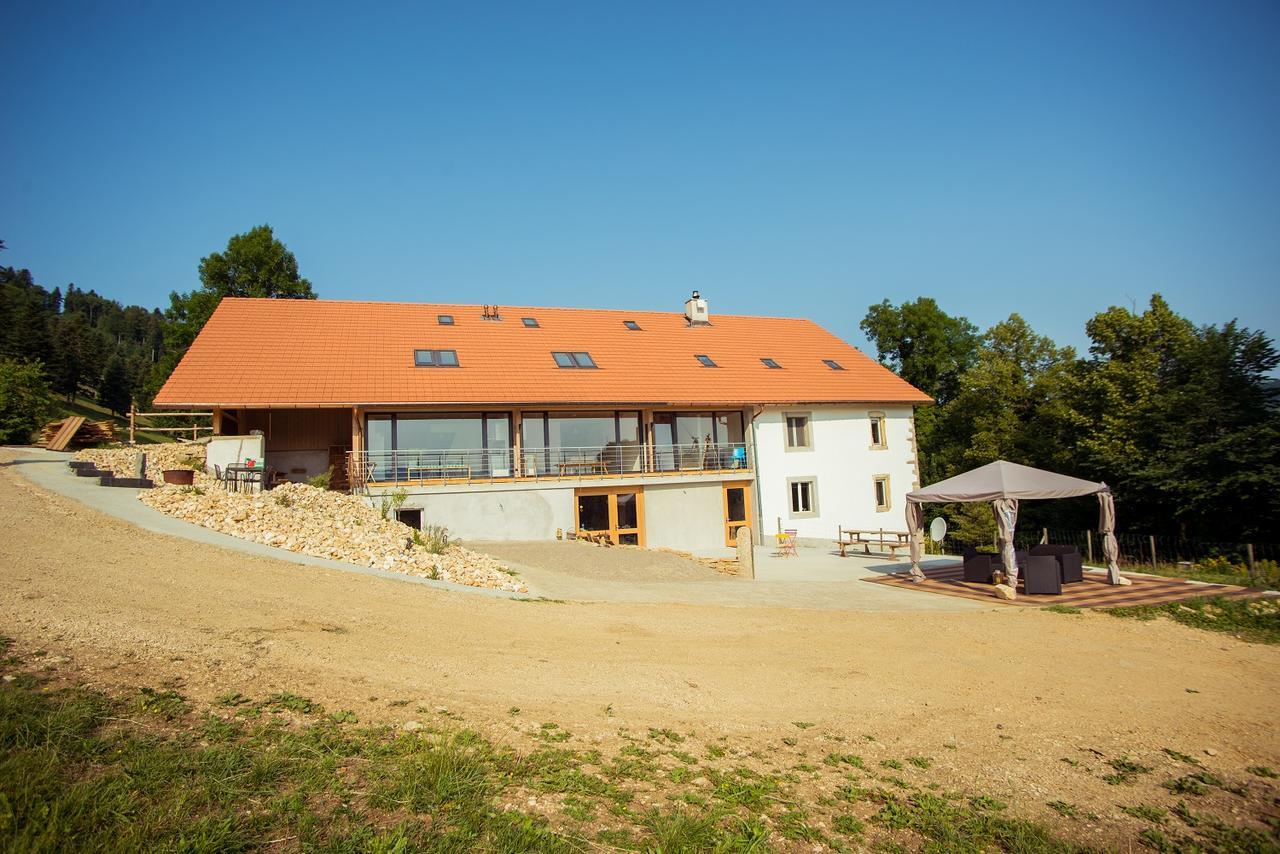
left=4, top=1, right=1278, bottom=355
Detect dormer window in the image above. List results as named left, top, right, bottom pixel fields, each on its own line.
left=414, top=349, right=459, bottom=367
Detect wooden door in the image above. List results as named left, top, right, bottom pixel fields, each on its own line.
left=575, top=486, right=645, bottom=546
left=723, top=481, right=751, bottom=546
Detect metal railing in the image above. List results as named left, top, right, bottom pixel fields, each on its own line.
left=347, top=442, right=750, bottom=490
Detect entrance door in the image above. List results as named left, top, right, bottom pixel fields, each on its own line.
left=576, top=487, right=644, bottom=546
left=723, top=481, right=751, bottom=546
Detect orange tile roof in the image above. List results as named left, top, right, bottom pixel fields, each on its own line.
left=153, top=298, right=931, bottom=408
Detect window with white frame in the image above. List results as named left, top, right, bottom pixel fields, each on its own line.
left=869, top=412, right=887, bottom=449
left=789, top=478, right=818, bottom=517
left=784, top=413, right=811, bottom=450
left=873, top=475, right=891, bottom=512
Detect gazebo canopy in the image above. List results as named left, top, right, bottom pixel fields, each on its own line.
left=907, top=460, right=1107, bottom=503
left=904, top=460, right=1127, bottom=591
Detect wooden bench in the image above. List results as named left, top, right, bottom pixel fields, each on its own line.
left=835, top=527, right=911, bottom=560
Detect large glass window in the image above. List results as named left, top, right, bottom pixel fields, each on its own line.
left=364, top=412, right=512, bottom=480
left=652, top=411, right=745, bottom=471
left=520, top=411, right=642, bottom=475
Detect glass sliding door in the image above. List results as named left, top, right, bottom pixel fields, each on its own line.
left=521, top=411, right=643, bottom=476
left=651, top=411, right=746, bottom=472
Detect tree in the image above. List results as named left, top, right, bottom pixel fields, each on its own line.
left=0, top=358, right=52, bottom=444
left=1068, top=295, right=1280, bottom=538
left=99, top=354, right=132, bottom=416
left=859, top=297, right=979, bottom=405
left=50, top=313, right=98, bottom=401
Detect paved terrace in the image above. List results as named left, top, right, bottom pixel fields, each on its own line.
left=9, top=447, right=981, bottom=612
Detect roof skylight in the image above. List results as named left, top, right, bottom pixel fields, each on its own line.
left=522, top=317, right=540, bottom=327
left=552, top=351, right=597, bottom=369
left=623, top=320, right=641, bottom=330
left=414, top=349, right=459, bottom=367
left=761, top=358, right=781, bottom=369
left=695, top=354, right=717, bottom=368
left=437, top=314, right=454, bottom=325
left=823, top=359, right=845, bottom=370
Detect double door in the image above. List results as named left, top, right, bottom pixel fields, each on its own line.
left=575, top=487, right=643, bottom=546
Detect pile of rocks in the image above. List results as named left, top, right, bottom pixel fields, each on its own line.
left=76, top=444, right=525, bottom=593
left=75, top=443, right=205, bottom=483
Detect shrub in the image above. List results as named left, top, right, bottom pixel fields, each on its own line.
left=308, top=467, right=333, bottom=490
left=413, top=524, right=451, bottom=554
left=0, top=358, right=53, bottom=444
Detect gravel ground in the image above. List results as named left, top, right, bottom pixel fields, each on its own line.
left=2, top=448, right=1278, bottom=848
left=468, top=539, right=727, bottom=582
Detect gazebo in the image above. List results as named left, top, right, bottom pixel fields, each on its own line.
left=904, top=460, right=1128, bottom=592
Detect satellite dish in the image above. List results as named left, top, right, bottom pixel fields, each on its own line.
left=928, top=517, right=947, bottom=543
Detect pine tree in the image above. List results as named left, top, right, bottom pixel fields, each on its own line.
left=99, top=354, right=132, bottom=415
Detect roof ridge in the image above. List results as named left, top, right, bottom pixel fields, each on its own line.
left=218, top=296, right=823, bottom=324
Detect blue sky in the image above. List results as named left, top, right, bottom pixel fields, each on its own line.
left=4, top=1, right=1278, bottom=355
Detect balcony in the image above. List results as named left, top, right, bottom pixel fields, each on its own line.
left=348, top=442, right=750, bottom=490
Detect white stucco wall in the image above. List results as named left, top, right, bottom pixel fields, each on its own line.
left=752, top=405, right=919, bottom=543
left=643, top=481, right=729, bottom=551
left=206, top=435, right=265, bottom=476
left=402, top=487, right=576, bottom=542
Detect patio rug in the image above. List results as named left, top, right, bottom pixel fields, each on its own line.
left=861, top=563, right=1265, bottom=608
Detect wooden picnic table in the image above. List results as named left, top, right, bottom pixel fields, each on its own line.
left=835, top=527, right=911, bottom=559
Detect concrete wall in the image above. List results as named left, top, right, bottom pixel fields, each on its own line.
left=267, top=450, right=330, bottom=482
left=401, top=487, right=576, bottom=542
left=206, top=435, right=265, bottom=476
left=753, top=405, right=919, bottom=543
left=643, top=481, right=727, bottom=551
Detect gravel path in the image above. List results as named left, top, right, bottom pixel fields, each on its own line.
left=2, top=447, right=1278, bottom=844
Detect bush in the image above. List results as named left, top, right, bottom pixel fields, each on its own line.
left=413, top=524, right=451, bottom=554
left=308, top=467, right=333, bottom=490
left=0, top=358, right=53, bottom=444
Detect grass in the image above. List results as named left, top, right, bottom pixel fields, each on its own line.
left=1106, top=596, right=1280, bottom=644
left=2, top=641, right=1275, bottom=853
left=1043, top=604, right=1083, bottom=614
left=47, top=395, right=174, bottom=445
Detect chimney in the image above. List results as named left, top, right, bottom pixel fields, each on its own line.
left=683, top=290, right=710, bottom=326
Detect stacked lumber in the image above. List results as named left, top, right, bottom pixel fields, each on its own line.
left=41, top=417, right=117, bottom=449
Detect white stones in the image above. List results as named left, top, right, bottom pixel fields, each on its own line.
left=993, top=584, right=1018, bottom=600
left=79, top=445, right=526, bottom=593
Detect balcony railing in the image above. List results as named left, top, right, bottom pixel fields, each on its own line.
left=347, top=442, right=750, bottom=490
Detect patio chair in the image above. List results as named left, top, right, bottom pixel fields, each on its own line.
left=1030, top=545, right=1084, bottom=584
left=1022, top=555, right=1062, bottom=595
left=776, top=529, right=799, bottom=557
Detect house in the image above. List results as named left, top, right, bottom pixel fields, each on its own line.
left=154, top=293, right=931, bottom=551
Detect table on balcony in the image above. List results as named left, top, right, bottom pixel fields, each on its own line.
left=558, top=459, right=606, bottom=476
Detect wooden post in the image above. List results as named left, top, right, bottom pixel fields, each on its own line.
left=1149, top=535, right=1158, bottom=573
left=1086, top=530, right=1093, bottom=564
left=1246, top=543, right=1256, bottom=584
left=128, top=402, right=136, bottom=446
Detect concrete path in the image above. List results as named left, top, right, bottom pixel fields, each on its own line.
left=6, top=448, right=525, bottom=600
left=470, top=541, right=985, bottom=611
left=9, top=447, right=982, bottom=612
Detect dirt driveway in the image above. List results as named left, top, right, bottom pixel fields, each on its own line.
left=2, top=449, right=1277, bottom=842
